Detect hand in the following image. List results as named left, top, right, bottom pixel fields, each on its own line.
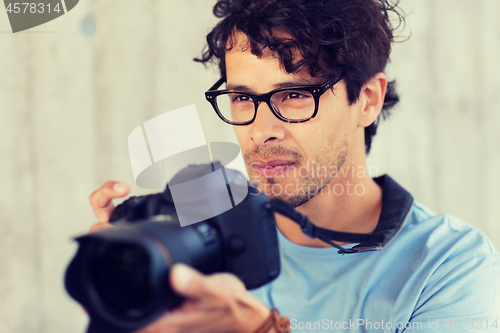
left=88, top=183, right=272, bottom=332
left=88, top=181, right=130, bottom=231
left=136, top=263, right=272, bottom=333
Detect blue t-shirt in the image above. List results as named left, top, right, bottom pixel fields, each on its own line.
left=250, top=176, right=500, bottom=332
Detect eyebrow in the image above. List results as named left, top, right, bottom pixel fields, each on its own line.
left=225, top=78, right=317, bottom=93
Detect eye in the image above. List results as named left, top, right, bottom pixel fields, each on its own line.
left=284, top=91, right=311, bottom=101
left=287, top=92, right=304, bottom=99
left=231, top=94, right=251, bottom=103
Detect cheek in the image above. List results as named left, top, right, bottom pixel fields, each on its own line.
left=296, top=114, right=348, bottom=160
left=287, top=125, right=325, bottom=162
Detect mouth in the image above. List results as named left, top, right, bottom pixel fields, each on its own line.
left=251, top=160, right=295, bottom=178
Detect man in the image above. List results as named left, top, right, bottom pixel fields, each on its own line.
left=89, top=0, right=500, bottom=332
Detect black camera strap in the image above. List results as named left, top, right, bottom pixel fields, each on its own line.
left=270, top=199, right=373, bottom=254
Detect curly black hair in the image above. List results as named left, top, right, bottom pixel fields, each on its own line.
left=195, top=0, right=405, bottom=153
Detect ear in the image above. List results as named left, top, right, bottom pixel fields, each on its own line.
left=357, top=73, right=388, bottom=128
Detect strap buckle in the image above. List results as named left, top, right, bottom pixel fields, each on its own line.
left=299, top=216, right=316, bottom=239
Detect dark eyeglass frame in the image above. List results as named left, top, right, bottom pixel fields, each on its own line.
left=205, top=76, right=343, bottom=125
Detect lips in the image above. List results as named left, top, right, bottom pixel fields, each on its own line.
left=251, top=160, right=295, bottom=178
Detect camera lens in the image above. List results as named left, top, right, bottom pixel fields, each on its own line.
left=91, top=243, right=153, bottom=318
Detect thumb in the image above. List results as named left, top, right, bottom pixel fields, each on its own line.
left=170, top=263, right=205, bottom=298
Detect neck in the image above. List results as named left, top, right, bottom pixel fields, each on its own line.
left=275, top=160, right=383, bottom=248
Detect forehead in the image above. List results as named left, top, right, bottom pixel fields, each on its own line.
left=224, top=31, right=319, bottom=91
left=227, top=29, right=292, bottom=57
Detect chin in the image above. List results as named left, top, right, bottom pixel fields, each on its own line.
left=268, top=192, right=314, bottom=208
left=257, top=179, right=316, bottom=208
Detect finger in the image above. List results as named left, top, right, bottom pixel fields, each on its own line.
left=89, top=222, right=113, bottom=233
left=89, top=181, right=130, bottom=223
left=169, top=264, right=198, bottom=297
left=136, top=309, right=220, bottom=333
left=170, top=264, right=245, bottom=299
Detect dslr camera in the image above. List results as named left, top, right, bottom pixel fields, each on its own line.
left=65, top=162, right=281, bottom=333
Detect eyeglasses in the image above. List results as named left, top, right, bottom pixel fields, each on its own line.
left=205, top=76, right=342, bottom=125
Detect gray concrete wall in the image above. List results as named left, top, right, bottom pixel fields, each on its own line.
left=0, top=0, right=498, bottom=332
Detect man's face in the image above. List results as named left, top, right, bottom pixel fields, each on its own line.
left=225, top=33, right=360, bottom=207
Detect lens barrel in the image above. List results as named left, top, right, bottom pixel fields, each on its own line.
left=91, top=243, right=153, bottom=318
left=67, top=217, right=222, bottom=332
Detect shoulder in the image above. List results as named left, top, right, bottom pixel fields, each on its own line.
left=396, top=201, right=499, bottom=279
left=402, top=201, right=498, bottom=257
left=394, top=202, right=500, bottom=322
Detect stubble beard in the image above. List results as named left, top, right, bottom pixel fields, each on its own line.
left=244, top=136, right=348, bottom=207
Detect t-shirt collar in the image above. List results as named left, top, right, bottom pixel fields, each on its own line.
left=344, top=175, right=414, bottom=253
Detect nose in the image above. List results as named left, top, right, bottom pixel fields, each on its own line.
left=248, top=101, right=286, bottom=146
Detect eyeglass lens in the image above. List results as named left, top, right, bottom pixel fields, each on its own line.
left=215, top=90, right=315, bottom=124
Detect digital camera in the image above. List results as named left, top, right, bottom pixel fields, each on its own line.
left=64, top=162, right=281, bottom=333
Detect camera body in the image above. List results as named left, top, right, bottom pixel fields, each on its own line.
left=65, top=163, right=281, bottom=333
